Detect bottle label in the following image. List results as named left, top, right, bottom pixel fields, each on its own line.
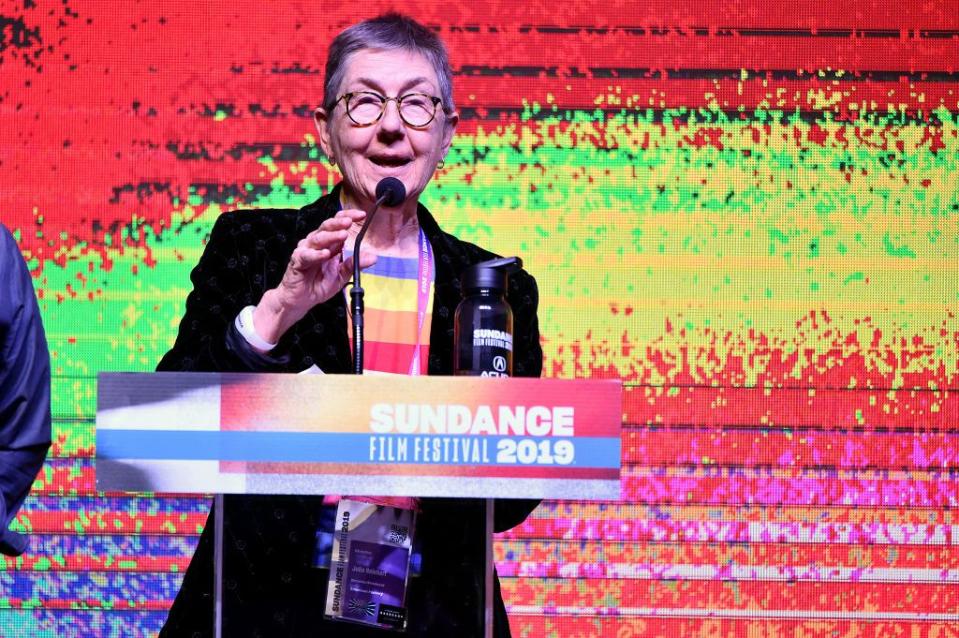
left=472, top=328, right=513, bottom=351
left=472, top=328, right=513, bottom=377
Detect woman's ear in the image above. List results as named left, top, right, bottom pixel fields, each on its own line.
left=314, top=107, right=335, bottom=162
left=440, top=109, right=459, bottom=157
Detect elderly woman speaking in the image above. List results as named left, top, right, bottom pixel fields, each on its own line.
left=157, top=13, right=542, bottom=638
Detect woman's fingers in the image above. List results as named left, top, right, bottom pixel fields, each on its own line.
left=340, top=250, right=378, bottom=278
left=317, top=208, right=366, bottom=233
left=266, top=210, right=377, bottom=329
left=355, top=248, right=377, bottom=270
left=336, top=208, right=367, bottom=224
left=305, top=228, right=348, bottom=251
left=287, top=246, right=332, bottom=272
left=281, top=210, right=378, bottom=306
left=305, top=209, right=367, bottom=251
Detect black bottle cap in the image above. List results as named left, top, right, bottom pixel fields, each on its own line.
left=461, top=256, right=523, bottom=293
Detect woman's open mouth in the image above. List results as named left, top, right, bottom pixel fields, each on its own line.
left=369, top=155, right=412, bottom=168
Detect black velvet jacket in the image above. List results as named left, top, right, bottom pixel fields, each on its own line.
left=156, top=187, right=543, bottom=637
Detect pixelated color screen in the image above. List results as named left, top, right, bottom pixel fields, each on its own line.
left=2, top=1, right=957, bottom=636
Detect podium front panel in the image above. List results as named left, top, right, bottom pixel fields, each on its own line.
left=96, top=371, right=623, bottom=500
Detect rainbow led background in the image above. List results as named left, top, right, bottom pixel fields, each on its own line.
left=2, top=1, right=957, bottom=636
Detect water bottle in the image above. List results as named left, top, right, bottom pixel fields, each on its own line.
left=454, top=257, right=522, bottom=377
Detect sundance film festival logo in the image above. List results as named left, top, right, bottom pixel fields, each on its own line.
left=472, top=328, right=512, bottom=350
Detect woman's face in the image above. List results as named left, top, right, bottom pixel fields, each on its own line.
left=315, top=48, right=458, bottom=209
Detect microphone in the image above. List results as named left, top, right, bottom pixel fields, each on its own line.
left=354, top=178, right=407, bottom=259
left=351, top=177, right=407, bottom=374
left=375, top=176, right=406, bottom=207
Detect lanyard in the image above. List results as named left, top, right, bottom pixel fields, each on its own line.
left=409, top=227, right=433, bottom=376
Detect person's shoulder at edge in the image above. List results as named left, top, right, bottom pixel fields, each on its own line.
left=0, top=223, right=38, bottom=303
left=0, top=223, right=18, bottom=263
left=0, top=221, right=52, bottom=556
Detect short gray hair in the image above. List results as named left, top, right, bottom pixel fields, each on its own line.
left=323, top=14, right=455, bottom=115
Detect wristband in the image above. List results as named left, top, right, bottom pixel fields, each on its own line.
left=235, top=305, right=278, bottom=352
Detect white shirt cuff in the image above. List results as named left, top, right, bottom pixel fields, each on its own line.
left=235, top=305, right=278, bottom=352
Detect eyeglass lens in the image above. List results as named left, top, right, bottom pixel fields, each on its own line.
left=347, top=93, right=436, bottom=127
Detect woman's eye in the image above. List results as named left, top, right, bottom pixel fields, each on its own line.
left=353, top=94, right=382, bottom=107
left=402, top=95, right=429, bottom=108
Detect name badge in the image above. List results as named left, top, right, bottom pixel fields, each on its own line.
left=324, top=499, right=416, bottom=631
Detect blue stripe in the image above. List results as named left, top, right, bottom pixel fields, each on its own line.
left=97, top=431, right=620, bottom=468
left=343, top=250, right=420, bottom=279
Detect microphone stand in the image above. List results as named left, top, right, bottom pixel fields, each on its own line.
left=350, top=195, right=386, bottom=375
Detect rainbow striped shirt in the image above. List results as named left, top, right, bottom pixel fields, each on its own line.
left=347, top=246, right=435, bottom=376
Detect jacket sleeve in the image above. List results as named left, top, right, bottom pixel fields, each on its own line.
left=157, top=213, right=288, bottom=373
left=494, top=269, right=543, bottom=532
left=0, top=226, right=52, bottom=556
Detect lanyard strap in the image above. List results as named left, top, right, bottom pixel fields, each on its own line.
left=409, top=227, right=433, bottom=376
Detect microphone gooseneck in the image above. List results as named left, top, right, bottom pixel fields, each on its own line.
left=351, top=177, right=408, bottom=375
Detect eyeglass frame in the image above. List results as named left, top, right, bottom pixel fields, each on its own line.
left=333, top=91, right=444, bottom=128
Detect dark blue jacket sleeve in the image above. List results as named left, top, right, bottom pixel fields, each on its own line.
left=0, top=224, right=52, bottom=556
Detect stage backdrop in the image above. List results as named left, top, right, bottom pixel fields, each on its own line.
left=2, top=1, right=957, bottom=636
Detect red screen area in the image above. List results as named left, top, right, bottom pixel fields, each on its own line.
left=1, top=1, right=957, bottom=636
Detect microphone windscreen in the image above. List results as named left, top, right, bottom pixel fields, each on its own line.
left=375, top=177, right=407, bottom=207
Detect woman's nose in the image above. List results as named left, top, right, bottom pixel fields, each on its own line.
left=378, top=98, right=404, bottom=132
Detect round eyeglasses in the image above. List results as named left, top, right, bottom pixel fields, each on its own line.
left=335, top=91, right=443, bottom=128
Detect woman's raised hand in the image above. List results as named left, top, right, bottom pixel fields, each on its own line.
left=251, top=209, right=376, bottom=346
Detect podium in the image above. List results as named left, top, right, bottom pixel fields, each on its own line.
left=96, top=372, right=622, bottom=637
